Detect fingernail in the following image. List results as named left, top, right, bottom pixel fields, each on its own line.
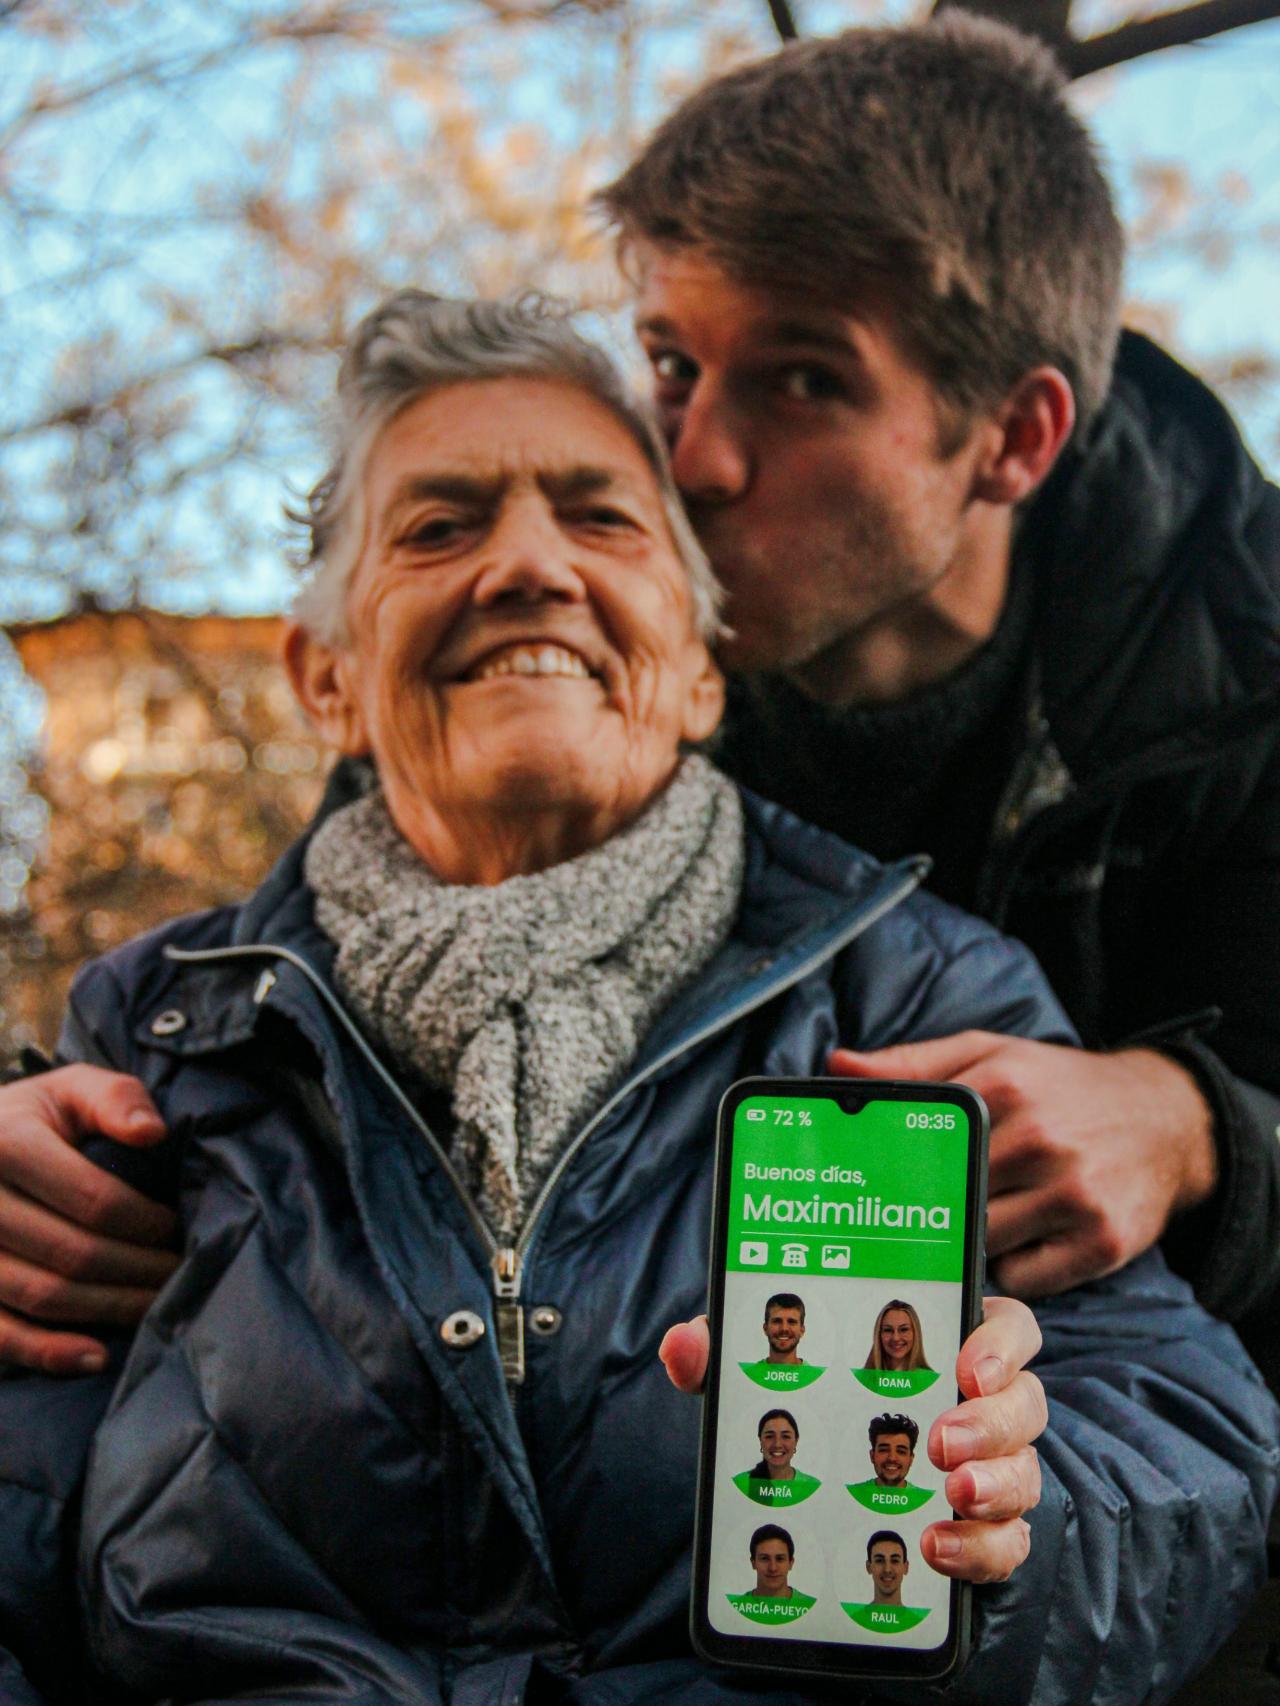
left=965, top=1464, right=1000, bottom=1502
left=942, top=1424, right=980, bottom=1467
left=973, top=1354, right=1004, bottom=1396
left=76, top=1350, right=107, bottom=1373
left=128, top=1110, right=158, bottom=1133
left=932, top=1533, right=963, bottom=1559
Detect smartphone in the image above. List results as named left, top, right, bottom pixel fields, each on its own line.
left=691, top=1076, right=989, bottom=1685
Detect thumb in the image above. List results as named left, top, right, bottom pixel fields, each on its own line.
left=829, top=1031, right=994, bottom=1084
left=33, top=1066, right=166, bottom=1148
left=659, top=1316, right=710, bottom=1395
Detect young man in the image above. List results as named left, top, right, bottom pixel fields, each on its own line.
left=748, top=1525, right=798, bottom=1599
left=597, top=14, right=1280, bottom=1351
left=865, top=1531, right=910, bottom=1607
left=868, top=1414, right=918, bottom=1488
left=846, top=1413, right=930, bottom=1515
left=761, top=1293, right=806, bottom=1365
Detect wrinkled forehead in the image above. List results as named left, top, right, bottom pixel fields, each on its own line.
left=365, top=376, right=664, bottom=509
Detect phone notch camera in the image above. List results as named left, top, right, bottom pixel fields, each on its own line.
left=838, top=1090, right=867, bottom=1115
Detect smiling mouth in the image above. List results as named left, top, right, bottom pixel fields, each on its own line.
left=465, top=642, right=595, bottom=683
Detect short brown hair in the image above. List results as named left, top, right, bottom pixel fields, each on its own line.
left=597, top=14, right=1124, bottom=432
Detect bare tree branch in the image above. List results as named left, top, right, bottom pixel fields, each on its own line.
left=766, top=0, right=798, bottom=41
left=935, top=0, right=1280, bottom=78
left=1063, top=0, right=1280, bottom=77
left=0, top=9, right=380, bottom=152
left=0, top=332, right=331, bottom=444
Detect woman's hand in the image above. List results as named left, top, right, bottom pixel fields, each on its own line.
left=660, top=1294, right=1044, bottom=1584
left=0, top=1066, right=176, bottom=1373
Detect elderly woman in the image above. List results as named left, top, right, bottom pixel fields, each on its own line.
left=0, top=293, right=1276, bottom=1706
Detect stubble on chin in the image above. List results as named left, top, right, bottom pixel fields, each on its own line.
left=707, top=521, right=928, bottom=686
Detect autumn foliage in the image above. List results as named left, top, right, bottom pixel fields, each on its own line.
left=1, top=614, right=323, bottom=1054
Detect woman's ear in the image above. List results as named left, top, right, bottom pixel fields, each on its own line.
left=282, top=622, right=370, bottom=755
left=680, top=644, right=727, bottom=745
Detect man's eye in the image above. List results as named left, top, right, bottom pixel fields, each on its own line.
left=778, top=365, right=846, bottom=402
left=650, top=350, right=698, bottom=389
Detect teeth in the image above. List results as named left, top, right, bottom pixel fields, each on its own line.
left=474, top=644, right=591, bottom=681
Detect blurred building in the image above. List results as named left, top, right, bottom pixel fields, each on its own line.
left=1, top=611, right=326, bottom=1055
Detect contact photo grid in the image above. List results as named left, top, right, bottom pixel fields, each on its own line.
left=705, top=1274, right=963, bottom=1652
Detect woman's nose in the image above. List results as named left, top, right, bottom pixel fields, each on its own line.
left=667, top=385, right=752, bottom=505
left=471, top=507, right=588, bottom=605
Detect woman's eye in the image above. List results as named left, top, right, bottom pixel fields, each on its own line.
left=402, top=516, right=468, bottom=549
left=778, top=364, right=846, bottom=402
left=570, top=506, right=637, bottom=532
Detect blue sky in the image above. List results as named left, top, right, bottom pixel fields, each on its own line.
left=1, top=0, right=1277, bottom=631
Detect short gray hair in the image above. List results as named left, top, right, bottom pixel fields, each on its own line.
left=290, top=289, right=724, bottom=643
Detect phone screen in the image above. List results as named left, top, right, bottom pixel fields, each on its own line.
left=692, top=1077, right=987, bottom=1683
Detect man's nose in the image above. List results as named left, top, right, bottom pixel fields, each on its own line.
left=667, top=384, right=752, bottom=505
left=471, top=504, right=588, bottom=605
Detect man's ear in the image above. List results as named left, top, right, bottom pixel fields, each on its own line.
left=680, top=644, right=727, bottom=745
left=282, top=622, right=370, bottom=756
left=971, top=366, right=1076, bottom=508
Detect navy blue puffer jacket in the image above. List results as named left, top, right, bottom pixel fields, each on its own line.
left=0, top=793, right=1276, bottom=1705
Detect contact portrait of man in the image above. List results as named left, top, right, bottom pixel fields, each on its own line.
left=762, top=1292, right=806, bottom=1365
left=868, top=1413, right=918, bottom=1488
left=749, top=1524, right=798, bottom=1600
left=865, top=1530, right=910, bottom=1608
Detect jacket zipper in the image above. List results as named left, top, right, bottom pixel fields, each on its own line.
left=163, top=856, right=925, bottom=1384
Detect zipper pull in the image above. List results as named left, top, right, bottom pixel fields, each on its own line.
left=492, top=1246, right=525, bottom=1385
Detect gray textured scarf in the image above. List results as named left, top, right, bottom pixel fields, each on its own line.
left=305, top=755, right=744, bottom=1241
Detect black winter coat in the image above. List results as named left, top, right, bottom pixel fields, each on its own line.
left=722, top=333, right=1280, bottom=1334
left=0, top=795, right=1276, bottom=1706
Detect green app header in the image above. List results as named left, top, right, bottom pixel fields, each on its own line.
left=727, top=1095, right=969, bottom=1282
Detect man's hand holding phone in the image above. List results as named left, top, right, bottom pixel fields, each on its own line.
left=0, top=1066, right=176, bottom=1373
left=662, top=1295, right=1044, bottom=1587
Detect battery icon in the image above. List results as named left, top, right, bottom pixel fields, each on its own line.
left=746, top=1108, right=766, bottom=1121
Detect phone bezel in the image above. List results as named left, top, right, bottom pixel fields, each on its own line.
left=690, top=1074, right=989, bottom=1684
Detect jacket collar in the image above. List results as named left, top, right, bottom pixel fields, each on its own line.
left=1023, top=330, right=1280, bottom=774
left=148, top=786, right=925, bottom=1067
